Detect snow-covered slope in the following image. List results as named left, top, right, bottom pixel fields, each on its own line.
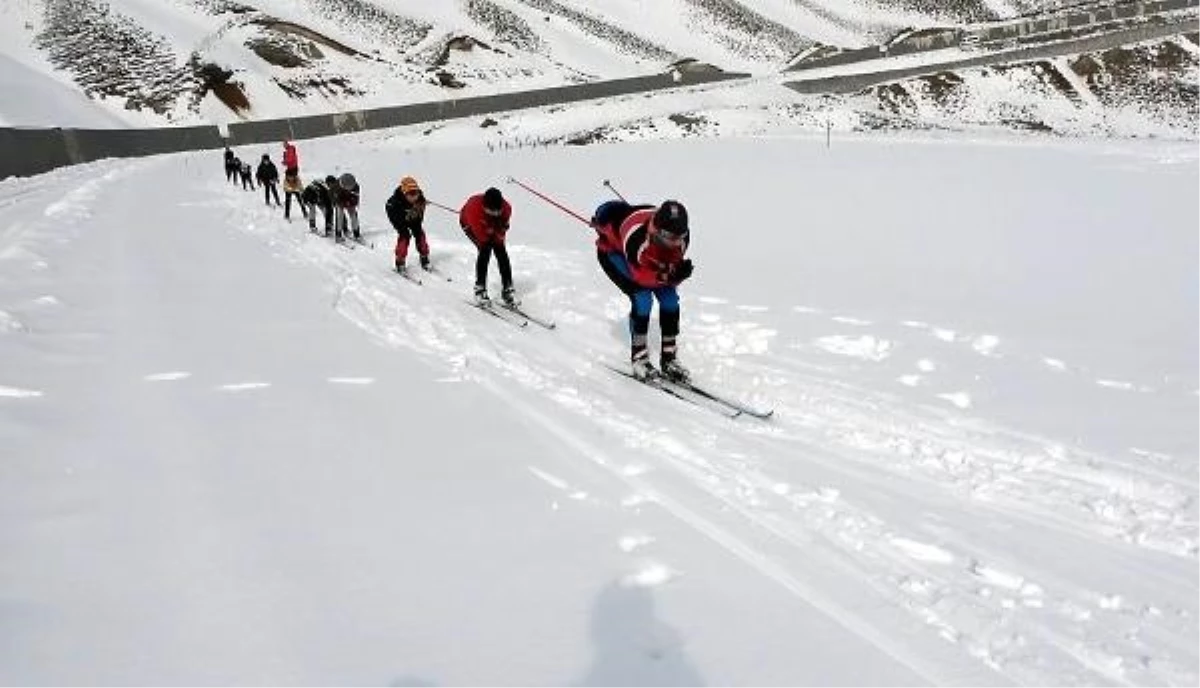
left=1, top=116, right=1195, bottom=683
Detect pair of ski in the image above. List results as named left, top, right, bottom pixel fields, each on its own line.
left=395, top=263, right=451, bottom=286
left=311, top=227, right=368, bottom=250
left=467, top=299, right=556, bottom=330
left=604, top=363, right=773, bottom=420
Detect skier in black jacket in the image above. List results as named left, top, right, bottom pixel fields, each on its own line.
left=223, top=148, right=238, bottom=183
left=385, top=176, right=431, bottom=272
left=255, top=154, right=281, bottom=207
left=301, top=177, right=334, bottom=235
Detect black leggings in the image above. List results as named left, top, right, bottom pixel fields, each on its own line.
left=465, top=230, right=512, bottom=289
left=284, top=191, right=306, bottom=219
left=263, top=182, right=280, bottom=205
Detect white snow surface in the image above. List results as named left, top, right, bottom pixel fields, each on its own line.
left=0, top=117, right=1196, bottom=685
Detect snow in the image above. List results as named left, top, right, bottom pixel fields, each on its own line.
left=0, top=109, right=1196, bottom=685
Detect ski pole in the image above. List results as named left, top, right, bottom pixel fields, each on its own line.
left=505, top=176, right=591, bottom=226
left=426, top=199, right=458, bottom=214
left=602, top=179, right=626, bottom=202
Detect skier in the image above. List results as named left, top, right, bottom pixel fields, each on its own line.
left=301, top=176, right=333, bottom=235
left=237, top=158, right=255, bottom=190
left=282, top=168, right=306, bottom=220
left=385, top=176, right=431, bottom=273
left=256, top=154, right=281, bottom=207
left=282, top=141, right=299, bottom=178
left=460, top=187, right=515, bottom=306
left=223, top=148, right=238, bottom=183
left=329, top=172, right=361, bottom=242
left=590, top=199, right=694, bottom=382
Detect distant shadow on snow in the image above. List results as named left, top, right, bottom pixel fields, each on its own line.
left=573, top=580, right=705, bottom=687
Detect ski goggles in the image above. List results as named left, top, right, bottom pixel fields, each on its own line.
left=652, top=230, right=687, bottom=249
left=483, top=206, right=504, bottom=218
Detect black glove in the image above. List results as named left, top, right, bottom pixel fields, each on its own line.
left=672, top=259, right=694, bottom=283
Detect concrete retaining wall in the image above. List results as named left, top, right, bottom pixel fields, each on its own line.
left=1, top=70, right=746, bottom=180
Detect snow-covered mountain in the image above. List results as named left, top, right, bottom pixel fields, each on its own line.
left=1, top=0, right=1196, bottom=137
left=1, top=103, right=1196, bottom=684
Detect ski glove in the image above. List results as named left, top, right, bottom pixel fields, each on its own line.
left=672, top=259, right=694, bottom=284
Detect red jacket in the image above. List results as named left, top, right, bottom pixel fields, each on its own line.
left=282, top=143, right=298, bottom=170
left=614, top=209, right=689, bottom=288
left=460, top=193, right=511, bottom=245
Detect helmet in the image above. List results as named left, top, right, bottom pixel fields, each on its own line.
left=482, top=187, right=504, bottom=211
left=325, top=175, right=337, bottom=186
left=339, top=173, right=358, bottom=191
left=653, top=200, right=688, bottom=237
left=400, top=176, right=420, bottom=194
left=261, top=153, right=270, bottom=161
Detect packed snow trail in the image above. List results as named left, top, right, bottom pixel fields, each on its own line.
left=0, top=132, right=1195, bottom=685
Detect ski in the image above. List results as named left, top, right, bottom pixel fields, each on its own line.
left=422, top=264, right=453, bottom=282
left=395, top=266, right=422, bottom=285
left=352, top=235, right=375, bottom=249
left=499, top=303, right=555, bottom=330
left=465, top=299, right=528, bottom=328
left=602, top=364, right=738, bottom=418
left=676, top=380, right=774, bottom=420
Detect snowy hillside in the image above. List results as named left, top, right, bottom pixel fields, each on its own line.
left=1, top=106, right=1196, bottom=683
left=1, top=0, right=1196, bottom=135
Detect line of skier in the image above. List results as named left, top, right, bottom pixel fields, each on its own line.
left=221, top=144, right=695, bottom=383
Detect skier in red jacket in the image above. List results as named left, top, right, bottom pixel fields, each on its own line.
left=460, top=187, right=516, bottom=306
left=282, top=141, right=299, bottom=176
left=591, top=199, right=694, bottom=382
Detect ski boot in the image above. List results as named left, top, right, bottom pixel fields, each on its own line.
left=661, top=355, right=691, bottom=384
left=631, top=342, right=656, bottom=380
left=501, top=285, right=518, bottom=308
left=474, top=284, right=491, bottom=306
left=395, top=258, right=406, bottom=274
left=631, top=357, right=657, bottom=381
left=420, top=255, right=432, bottom=271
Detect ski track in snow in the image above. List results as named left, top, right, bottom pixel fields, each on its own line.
left=187, top=144, right=1199, bottom=685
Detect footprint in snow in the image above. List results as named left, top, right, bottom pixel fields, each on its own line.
left=618, top=534, right=656, bottom=553
left=0, top=385, right=43, bottom=399
left=622, top=562, right=679, bottom=587
left=971, top=335, right=1000, bottom=357
left=936, top=392, right=972, bottom=409
left=814, top=334, right=892, bottom=362
left=144, top=371, right=191, bottom=382
left=890, top=537, right=955, bottom=564
left=1096, top=378, right=1144, bottom=392
left=1042, top=357, right=1068, bottom=371
left=216, top=382, right=271, bottom=392
left=0, top=310, right=27, bottom=333
left=931, top=328, right=957, bottom=343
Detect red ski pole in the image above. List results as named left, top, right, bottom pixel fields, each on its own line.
left=506, top=176, right=591, bottom=226
left=426, top=199, right=458, bottom=214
